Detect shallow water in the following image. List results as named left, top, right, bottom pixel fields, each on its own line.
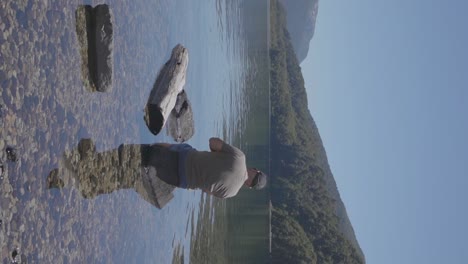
left=0, top=0, right=268, bottom=263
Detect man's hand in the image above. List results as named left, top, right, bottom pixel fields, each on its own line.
left=209, top=137, right=224, bottom=152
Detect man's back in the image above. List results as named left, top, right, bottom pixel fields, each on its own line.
left=185, top=143, right=247, bottom=198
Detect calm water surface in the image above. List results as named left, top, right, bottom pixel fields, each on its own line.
left=0, top=0, right=268, bottom=263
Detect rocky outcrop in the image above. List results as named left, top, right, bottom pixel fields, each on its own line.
left=75, top=4, right=114, bottom=92
left=93, top=5, right=114, bottom=91
left=279, top=0, right=319, bottom=63
left=144, top=44, right=190, bottom=137
left=166, top=90, right=195, bottom=142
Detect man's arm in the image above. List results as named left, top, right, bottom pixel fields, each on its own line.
left=209, top=137, right=245, bottom=157
left=209, top=137, right=224, bottom=152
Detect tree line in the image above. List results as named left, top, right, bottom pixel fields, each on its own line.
left=269, top=1, right=365, bottom=263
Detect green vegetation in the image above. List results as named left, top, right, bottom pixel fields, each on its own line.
left=269, top=1, right=365, bottom=263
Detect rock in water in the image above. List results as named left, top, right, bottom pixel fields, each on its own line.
left=93, top=4, right=113, bottom=92
left=0, top=163, right=4, bottom=179
left=75, top=5, right=94, bottom=91
left=166, top=90, right=194, bottom=142
left=144, top=44, right=189, bottom=135
left=0, top=105, right=3, bottom=128
left=75, top=4, right=113, bottom=92
left=46, top=168, right=65, bottom=189
left=6, top=147, right=18, bottom=162
left=77, top=138, right=96, bottom=159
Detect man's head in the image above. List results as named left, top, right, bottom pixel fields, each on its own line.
left=245, top=168, right=267, bottom=190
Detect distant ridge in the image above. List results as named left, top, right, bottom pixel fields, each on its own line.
left=279, top=0, right=319, bottom=63
left=269, top=0, right=365, bottom=263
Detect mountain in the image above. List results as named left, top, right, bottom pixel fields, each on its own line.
left=269, top=1, right=365, bottom=263
left=278, top=0, right=319, bottom=63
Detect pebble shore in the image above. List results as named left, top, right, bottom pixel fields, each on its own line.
left=0, top=0, right=177, bottom=262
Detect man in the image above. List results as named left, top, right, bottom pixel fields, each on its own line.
left=48, top=137, right=267, bottom=207
left=153, top=137, right=267, bottom=198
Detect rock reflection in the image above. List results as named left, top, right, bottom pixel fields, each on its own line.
left=75, top=5, right=114, bottom=92
left=47, top=139, right=176, bottom=209
left=144, top=44, right=190, bottom=136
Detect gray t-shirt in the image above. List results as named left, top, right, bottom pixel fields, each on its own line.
left=185, top=143, right=248, bottom=198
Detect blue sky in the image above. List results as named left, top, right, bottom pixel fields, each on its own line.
left=300, top=0, right=468, bottom=263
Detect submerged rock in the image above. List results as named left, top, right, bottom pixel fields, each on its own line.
left=46, top=168, right=65, bottom=189
left=0, top=104, right=4, bottom=118
left=11, top=247, right=20, bottom=263
left=166, top=90, right=194, bottom=142
left=77, top=138, right=96, bottom=159
left=6, top=146, right=18, bottom=162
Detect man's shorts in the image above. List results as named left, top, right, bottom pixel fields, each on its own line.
left=169, top=143, right=196, bottom=188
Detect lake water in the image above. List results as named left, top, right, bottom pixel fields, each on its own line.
left=0, top=0, right=269, bottom=263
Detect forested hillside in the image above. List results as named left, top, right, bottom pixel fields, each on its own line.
left=269, top=1, right=365, bottom=263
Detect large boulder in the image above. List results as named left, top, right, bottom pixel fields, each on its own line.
left=144, top=44, right=189, bottom=136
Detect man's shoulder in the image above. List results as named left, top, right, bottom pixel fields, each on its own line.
left=222, top=143, right=245, bottom=157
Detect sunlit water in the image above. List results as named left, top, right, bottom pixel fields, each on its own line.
left=0, top=0, right=270, bottom=263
